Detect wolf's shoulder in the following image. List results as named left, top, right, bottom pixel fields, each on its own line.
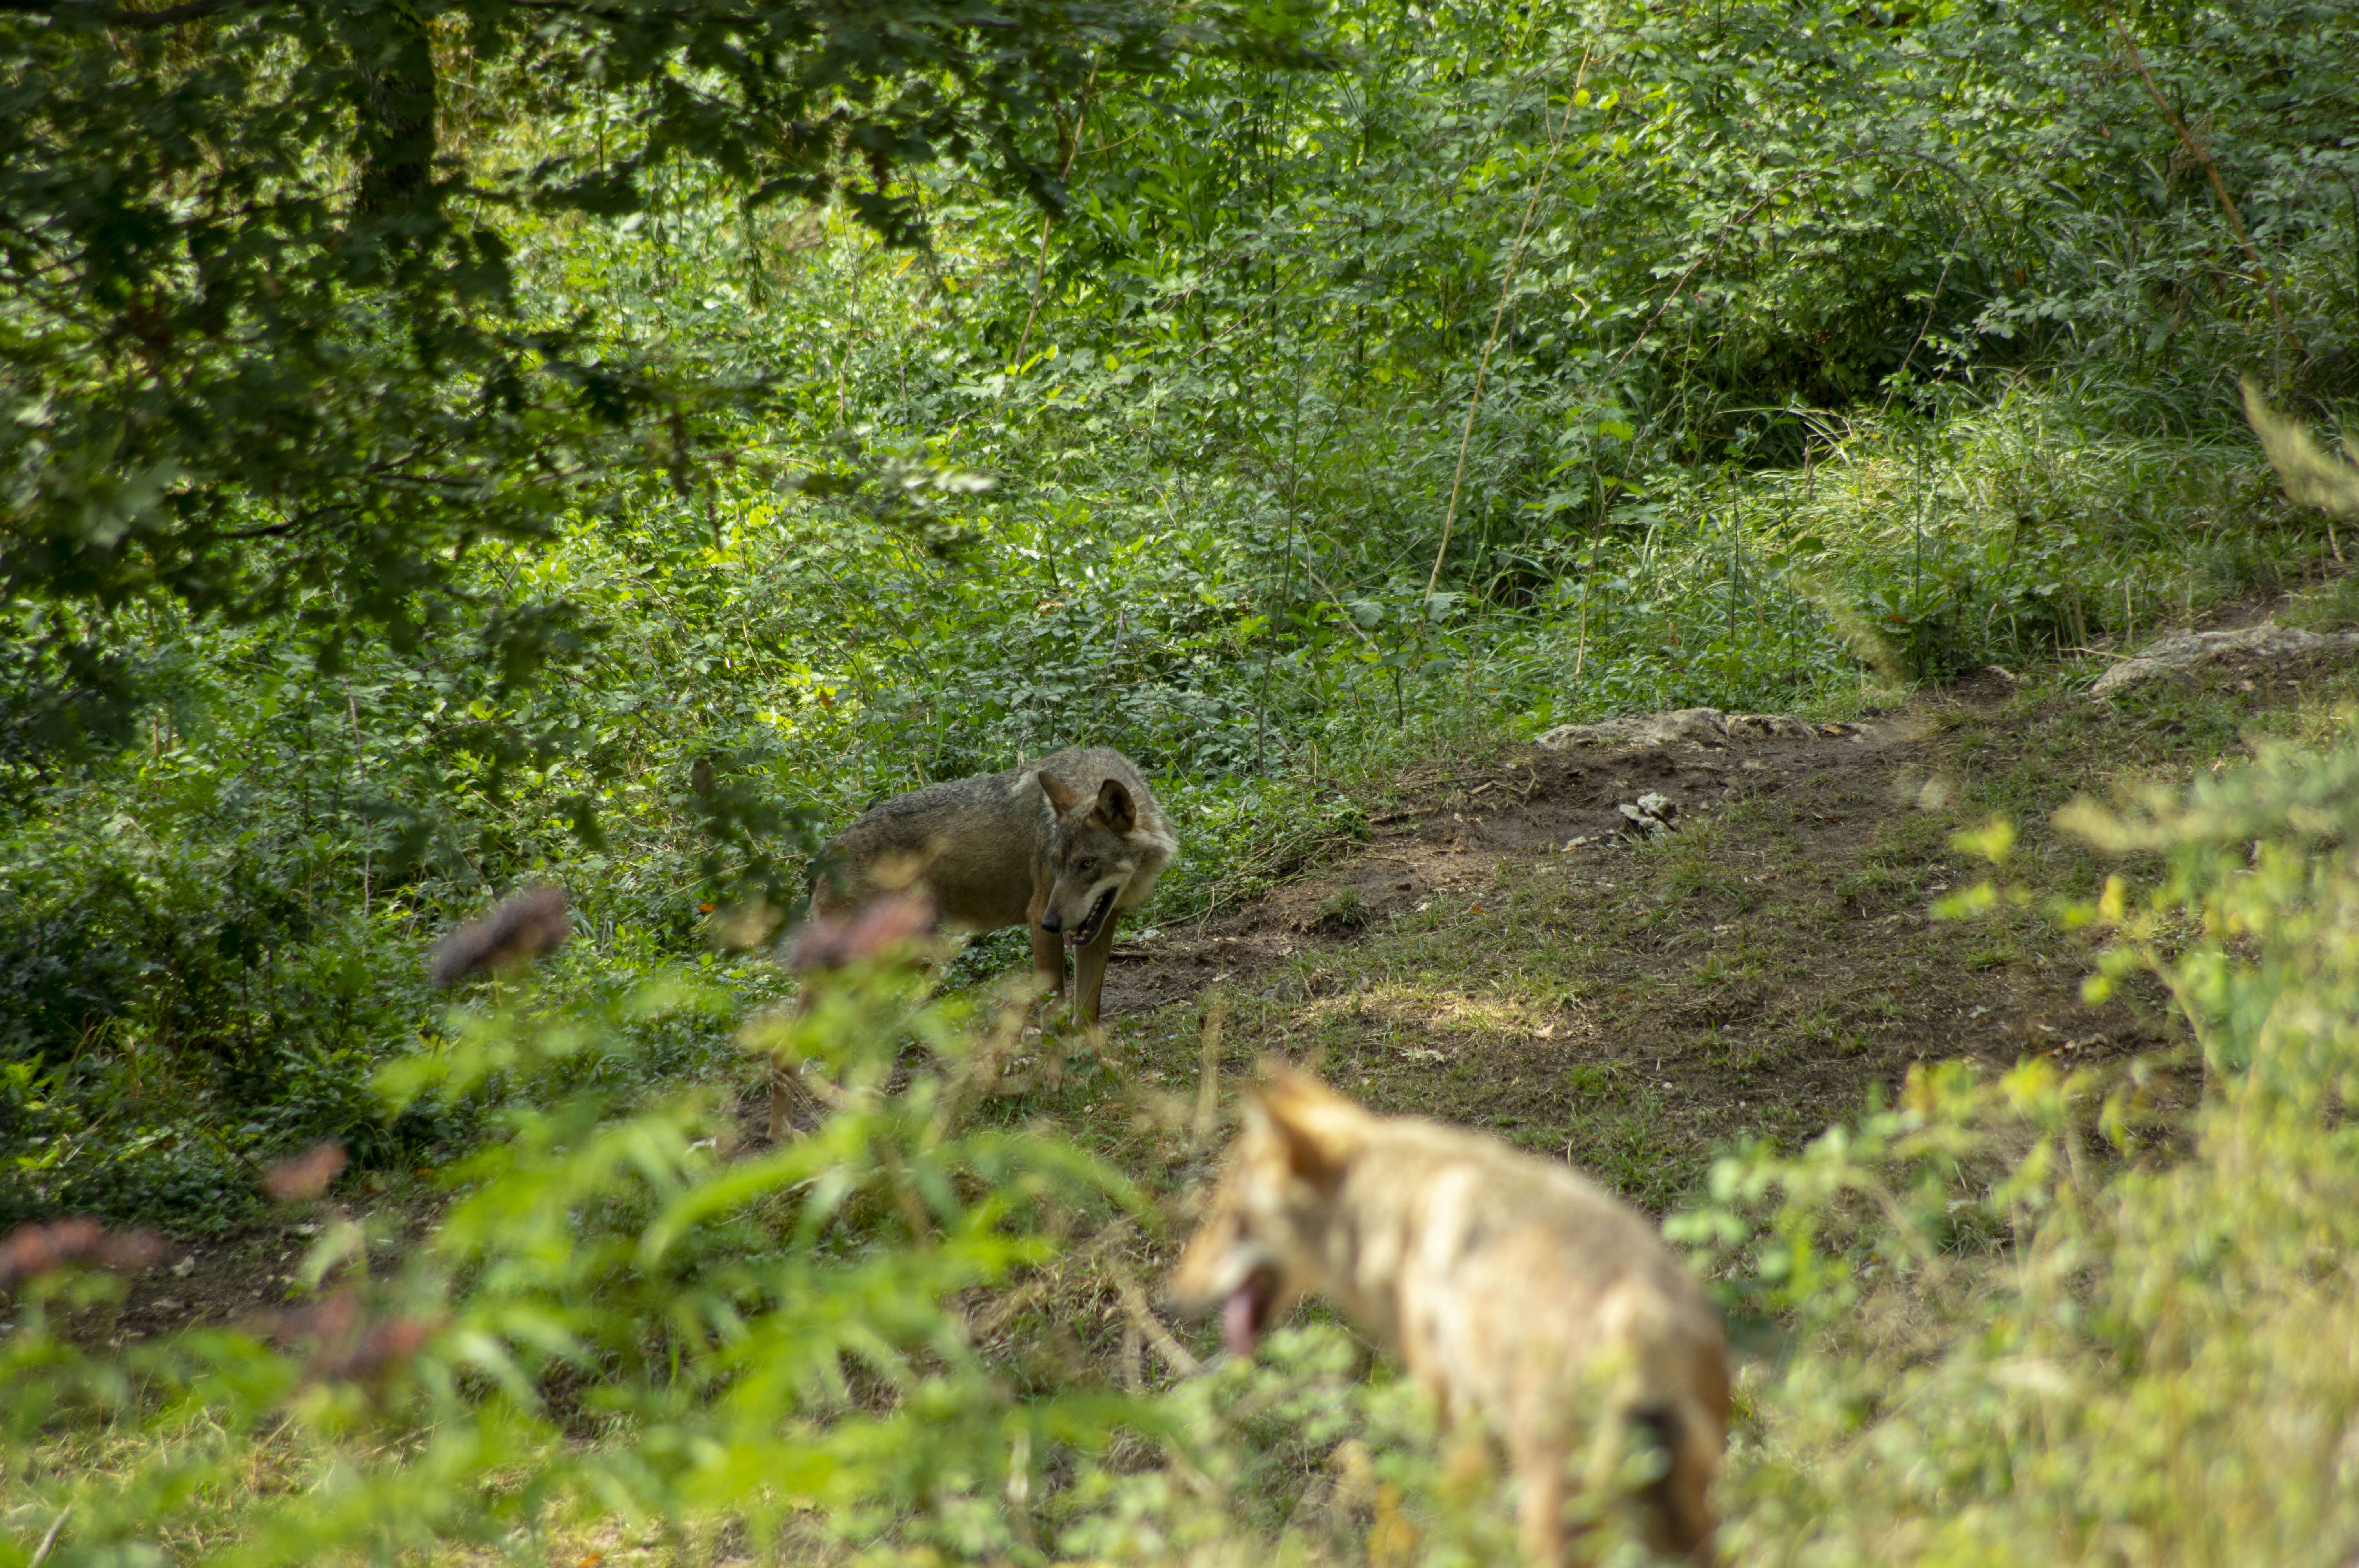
left=854, top=763, right=1038, bottom=820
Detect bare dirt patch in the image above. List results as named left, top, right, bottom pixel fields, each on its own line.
left=1090, top=688, right=2174, bottom=1212
left=36, top=1194, right=443, bottom=1348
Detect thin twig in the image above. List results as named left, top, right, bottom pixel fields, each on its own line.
left=1192, top=989, right=1228, bottom=1151
left=1425, top=47, right=1593, bottom=605
left=1109, top=1266, right=1204, bottom=1377
left=1011, top=70, right=1096, bottom=376
left=343, top=687, right=373, bottom=920
left=31, top=1508, right=70, bottom=1568
left=2100, top=2, right=2287, bottom=367
left=1879, top=223, right=1968, bottom=417
left=1603, top=170, right=1836, bottom=384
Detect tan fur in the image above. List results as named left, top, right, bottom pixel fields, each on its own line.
left=769, top=748, right=1178, bottom=1138
left=1167, top=1067, right=1728, bottom=1565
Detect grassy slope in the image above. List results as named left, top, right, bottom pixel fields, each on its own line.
left=78, top=568, right=2359, bottom=1334
left=23, top=536, right=2359, bottom=1568
left=942, top=567, right=2359, bottom=1375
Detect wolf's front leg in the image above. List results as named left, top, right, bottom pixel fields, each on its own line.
left=1074, top=917, right=1116, bottom=1026
left=1512, top=1435, right=1574, bottom=1568
left=1029, top=919, right=1069, bottom=1000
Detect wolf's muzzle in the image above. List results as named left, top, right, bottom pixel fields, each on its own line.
left=1070, top=887, right=1118, bottom=947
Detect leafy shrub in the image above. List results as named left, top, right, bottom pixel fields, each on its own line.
left=0, top=958, right=1143, bottom=1565
left=1668, top=719, right=2359, bottom=1565
left=0, top=814, right=428, bottom=1232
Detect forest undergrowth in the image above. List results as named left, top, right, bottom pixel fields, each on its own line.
left=8, top=0, right=2355, bottom=1230
left=6, top=0, right=2359, bottom=1562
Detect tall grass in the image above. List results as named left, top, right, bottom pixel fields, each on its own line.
left=1682, top=731, right=2359, bottom=1565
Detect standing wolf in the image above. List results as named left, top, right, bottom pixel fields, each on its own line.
left=1167, top=1067, right=1728, bottom=1565
left=771, top=748, right=1178, bottom=1138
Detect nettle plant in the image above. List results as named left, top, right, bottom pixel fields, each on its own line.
left=1, top=949, right=1151, bottom=1567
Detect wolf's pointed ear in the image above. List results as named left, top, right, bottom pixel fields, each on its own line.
left=1094, top=777, right=1137, bottom=834
left=1248, top=1062, right=1368, bottom=1189
left=1037, top=769, right=1081, bottom=813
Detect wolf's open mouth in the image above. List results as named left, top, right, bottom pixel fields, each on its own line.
left=1068, top=886, right=1118, bottom=947
left=1222, top=1264, right=1281, bottom=1357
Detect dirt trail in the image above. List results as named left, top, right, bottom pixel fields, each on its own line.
left=1107, top=712, right=1905, bottom=1014
left=1093, top=673, right=2171, bottom=1205
left=75, top=615, right=2359, bottom=1341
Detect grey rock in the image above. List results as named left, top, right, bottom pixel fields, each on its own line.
left=1539, top=706, right=1728, bottom=750
left=1721, top=712, right=1819, bottom=740
left=2089, top=623, right=2359, bottom=696
left=1538, top=706, right=1846, bottom=751
left=1617, top=792, right=1679, bottom=838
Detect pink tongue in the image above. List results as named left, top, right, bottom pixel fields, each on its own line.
left=1222, top=1288, right=1258, bottom=1357
left=1065, top=931, right=1078, bottom=948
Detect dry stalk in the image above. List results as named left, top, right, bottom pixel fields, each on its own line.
left=1108, top=1263, right=1205, bottom=1377
left=1425, top=46, right=1594, bottom=604
left=1192, top=988, right=1229, bottom=1152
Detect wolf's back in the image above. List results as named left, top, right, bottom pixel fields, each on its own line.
left=815, top=764, right=1051, bottom=926
left=812, top=748, right=1172, bottom=935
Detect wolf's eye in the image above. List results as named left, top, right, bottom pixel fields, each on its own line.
left=1078, top=858, right=1098, bottom=873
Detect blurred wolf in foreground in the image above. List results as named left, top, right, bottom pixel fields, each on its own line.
left=769, top=747, right=1177, bottom=1139
left=1167, top=1067, right=1728, bottom=1565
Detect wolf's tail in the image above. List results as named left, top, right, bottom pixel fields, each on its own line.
left=1625, top=1397, right=1717, bottom=1561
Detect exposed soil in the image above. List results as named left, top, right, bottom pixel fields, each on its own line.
left=1087, top=672, right=2185, bottom=1209
left=45, top=604, right=2359, bottom=1345
left=36, top=1192, right=442, bottom=1352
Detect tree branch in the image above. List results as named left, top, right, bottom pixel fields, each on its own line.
left=2099, top=2, right=2288, bottom=370
left=0, top=0, right=248, bottom=28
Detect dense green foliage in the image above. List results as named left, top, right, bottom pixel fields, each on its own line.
left=2, top=963, right=1157, bottom=1566
left=5, top=0, right=2359, bottom=1561
left=1, top=0, right=1315, bottom=767
left=7, top=0, right=2355, bottom=1226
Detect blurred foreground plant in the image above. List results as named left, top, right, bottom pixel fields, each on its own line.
left=0, top=952, right=1149, bottom=1566
left=1669, top=712, right=2359, bottom=1566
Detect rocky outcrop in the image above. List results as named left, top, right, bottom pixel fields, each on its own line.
left=1536, top=706, right=1857, bottom=751
left=2088, top=624, right=2359, bottom=696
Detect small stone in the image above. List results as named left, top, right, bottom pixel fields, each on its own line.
left=1617, top=801, right=1674, bottom=838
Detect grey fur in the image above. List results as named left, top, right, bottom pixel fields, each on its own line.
left=814, top=747, right=1177, bottom=971
left=769, top=749, right=1178, bottom=1141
